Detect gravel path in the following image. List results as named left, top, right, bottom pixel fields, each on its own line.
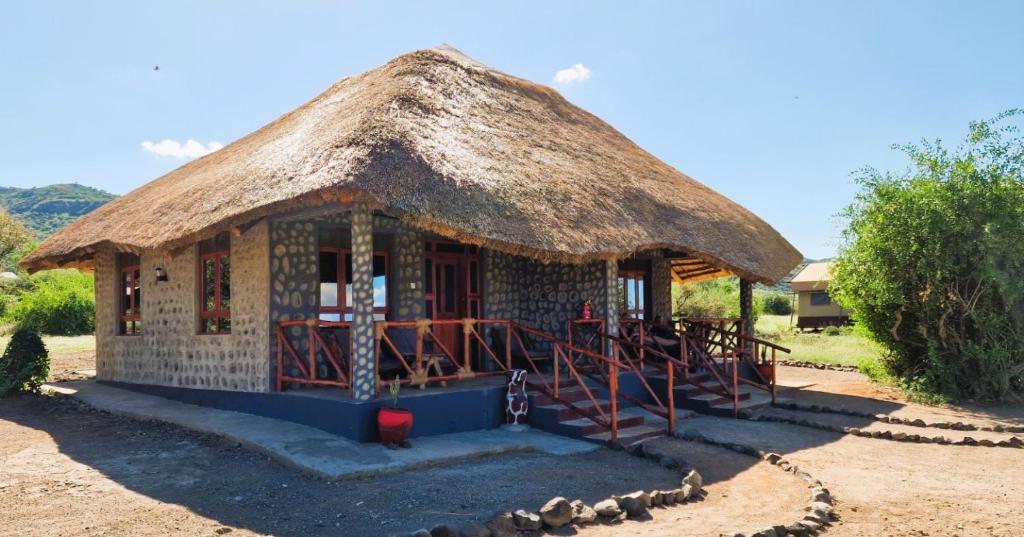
left=0, top=395, right=680, bottom=537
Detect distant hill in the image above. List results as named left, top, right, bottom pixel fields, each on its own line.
left=0, top=183, right=116, bottom=239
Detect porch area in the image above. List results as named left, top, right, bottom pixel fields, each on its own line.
left=267, top=206, right=789, bottom=445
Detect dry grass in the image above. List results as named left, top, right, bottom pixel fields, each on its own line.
left=755, top=315, right=882, bottom=367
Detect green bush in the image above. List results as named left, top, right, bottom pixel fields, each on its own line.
left=673, top=278, right=741, bottom=319
left=3, top=270, right=94, bottom=335
left=760, top=292, right=793, bottom=315
left=0, top=328, right=49, bottom=396
left=832, top=110, right=1024, bottom=401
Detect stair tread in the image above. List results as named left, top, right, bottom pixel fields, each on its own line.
left=560, top=414, right=642, bottom=428
left=585, top=424, right=665, bottom=442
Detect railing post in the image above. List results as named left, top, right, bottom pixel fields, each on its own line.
left=275, top=330, right=284, bottom=392
left=463, top=319, right=472, bottom=373
left=771, top=347, right=777, bottom=404
left=505, top=323, right=512, bottom=370
left=553, top=344, right=561, bottom=398
left=308, top=322, right=317, bottom=381
left=609, top=347, right=619, bottom=447
left=667, top=357, right=675, bottom=435
left=680, top=332, right=689, bottom=382
left=732, top=350, right=739, bottom=417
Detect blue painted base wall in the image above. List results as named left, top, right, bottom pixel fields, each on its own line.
left=103, top=381, right=506, bottom=443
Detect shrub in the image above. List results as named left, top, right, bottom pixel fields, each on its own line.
left=760, top=292, right=793, bottom=315
left=673, top=278, right=741, bottom=319
left=0, top=328, right=49, bottom=396
left=3, top=270, right=94, bottom=335
left=832, top=110, right=1024, bottom=401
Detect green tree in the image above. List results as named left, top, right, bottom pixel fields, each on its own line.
left=0, top=208, right=31, bottom=270
left=831, top=110, right=1024, bottom=401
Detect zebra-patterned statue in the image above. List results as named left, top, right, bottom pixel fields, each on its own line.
left=505, top=369, right=529, bottom=425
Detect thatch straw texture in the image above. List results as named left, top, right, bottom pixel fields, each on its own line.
left=22, top=45, right=801, bottom=283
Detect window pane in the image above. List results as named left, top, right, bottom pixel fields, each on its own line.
left=626, top=278, right=637, bottom=310
left=320, top=251, right=339, bottom=308
left=203, top=259, right=216, bottom=311
left=444, top=264, right=455, bottom=313
left=636, top=278, right=644, bottom=310
left=219, top=317, right=231, bottom=333
left=220, top=256, right=231, bottom=310
left=203, top=318, right=216, bottom=333
left=344, top=254, right=353, bottom=309
left=469, top=261, right=478, bottom=294
left=424, top=300, right=433, bottom=319
left=373, top=255, right=387, bottom=308
left=424, top=259, right=433, bottom=293
left=122, top=271, right=132, bottom=316
left=319, top=312, right=341, bottom=322
left=133, top=269, right=141, bottom=314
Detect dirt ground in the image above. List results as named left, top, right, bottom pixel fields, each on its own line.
left=574, top=366, right=1024, bottom=537
left=0, top=395, right=680, bottom=537
left=3, top=364, right=1023, bottom=536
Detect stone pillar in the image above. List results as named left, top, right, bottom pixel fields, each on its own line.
left=739, top=278, right=754, bottom=354
left=350, top=205, right=376, bottom=400
left=650, top=252, right=673, bottom=322
left=603, top=260, right=619, bottom=356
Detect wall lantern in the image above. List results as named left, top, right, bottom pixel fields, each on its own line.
left=155, top=267, right=169, bottom=283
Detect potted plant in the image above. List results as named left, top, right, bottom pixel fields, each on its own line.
left=377, top=376, right=413, bottom=448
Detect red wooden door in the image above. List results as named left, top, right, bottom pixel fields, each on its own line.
left=433, top=257, right=464, bottom=361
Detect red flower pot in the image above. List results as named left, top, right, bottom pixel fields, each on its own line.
left=378, top=407, right=413, bottom=445
left=757, top=364, right=775, bottom=381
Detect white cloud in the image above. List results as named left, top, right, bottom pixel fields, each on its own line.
left=553, top=63, right=592, bottom=86
left=141, top=139, right=224, bottom=159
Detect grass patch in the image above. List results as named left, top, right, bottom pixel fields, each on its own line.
left=0, top=334, right=95, bottom=377
left=755, top=315, right=882, bottom=367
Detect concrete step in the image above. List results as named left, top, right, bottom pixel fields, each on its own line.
left=537, top=399, right=613, bottom=420
left=530, top=384, right=606, bottom=405
left=559, top=414, right=645, bottom=436
left=709, top=392, right=773, bottom=413
left=585, top=423, right=666, bottom=445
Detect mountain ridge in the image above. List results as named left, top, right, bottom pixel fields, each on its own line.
left=0, top=183, right=116, bottom=239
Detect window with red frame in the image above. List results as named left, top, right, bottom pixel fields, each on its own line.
left=198, top=233, right=231, bottom=334
left=318, top=248, right=388, bottom=321
left=118, top=253, right=141, bottom=335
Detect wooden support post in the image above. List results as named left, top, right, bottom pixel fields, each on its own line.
left=609, top=341, right=619, bottom=447
left=667, top=358, right=675, bottom=435
left=275, top=331, right=284, bottom=392
left=732, top=350, right=740, bottom=417
left=739, top=278, right=754, bottom=357
left=505, top=323, right=512, bottom=371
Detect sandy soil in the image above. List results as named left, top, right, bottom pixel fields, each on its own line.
left=0, top=395, right=680, bottom=537
left=574, top=367, right=1024, bottom=537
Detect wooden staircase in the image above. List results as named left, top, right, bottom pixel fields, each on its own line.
left=528, top=379, right=665, bottom=446
left=663, top=370, right=773, bottom=416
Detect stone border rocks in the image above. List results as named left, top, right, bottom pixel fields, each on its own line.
left=773, top=400, right=1024, bottom=434
left=676, top=429, right=837, bottom=537
left=777, top=360, right=861, bottom=373
left=759, top=403, right=1024, bottom=449
left=403, top=443, right=705, bottom=537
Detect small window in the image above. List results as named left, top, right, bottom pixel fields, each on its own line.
left=199, top=233, right=231, bottom=333
left=810, top=291, right=832, bottom=306
left=618, top=270, right=647, bottom=320
left=318, top=245, right=388, bottom=322
left=117, top=253, right=141, bottom=335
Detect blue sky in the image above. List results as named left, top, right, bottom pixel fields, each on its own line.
left=1, top=1, right=1021, bottom=259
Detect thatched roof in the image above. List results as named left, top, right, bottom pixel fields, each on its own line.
left=22, top=45, right=801, bottom=283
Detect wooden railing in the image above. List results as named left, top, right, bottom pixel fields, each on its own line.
left=373, top=318, right=513, bottom=392
left=275, top=319, right=353, bottom=393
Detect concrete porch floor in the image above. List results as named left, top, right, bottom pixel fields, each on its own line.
left=44, top=380, right=599, bottom=480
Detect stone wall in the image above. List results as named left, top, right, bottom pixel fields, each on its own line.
left=95, top=221, right=271, bottom=392
left=267, top=210, right=424, bottom=384
left=482, top=252, right=614, bottom=346
left=650, top=252, right=673, bottom=321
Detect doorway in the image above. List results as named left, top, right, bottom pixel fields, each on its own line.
left=424, top=241, right=482, bottom=366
